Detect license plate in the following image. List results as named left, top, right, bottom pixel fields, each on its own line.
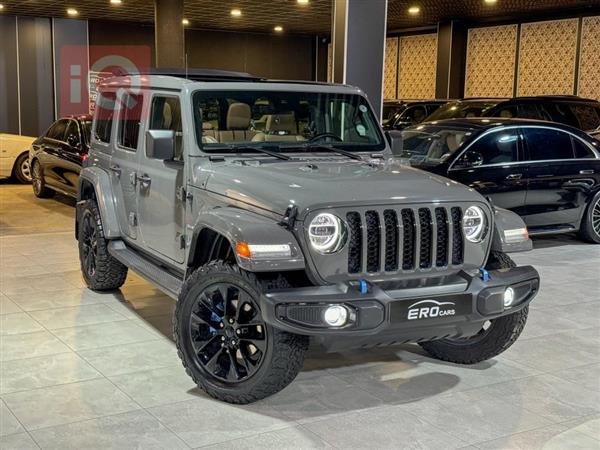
left=390, top=294, right=472, bottom=323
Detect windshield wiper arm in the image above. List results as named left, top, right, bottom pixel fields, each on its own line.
left=211, top=145, right=290, bottom=161
left=295, top=144, right=363, bottom=161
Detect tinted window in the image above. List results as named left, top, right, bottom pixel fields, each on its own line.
left=426, top=101, right=498, bottom=121
left=523, top=128, right=574, bottom=160
left=149, top=96, right=183, bottom=160
left=463, top=130, right=519, bottom=166
left=81, top=121, right=92, bottom=143
left=570, top=104, right=600, bottom=131
left=402, top=106, right=427, bottom=124
left=47, top=120, right=67, bottom=141
left=571, top=136, right=595, bottom=159
left=517, top=103, right=541, bottom=119
left=94, top=92, right=117, bottom=143
left=537, top=103, right=578, bottom=128
left=494, top=105, right=518, bottom=118
left=65, top=121, right=79, bottom=141
left=118, top=92, right=143, bottom=150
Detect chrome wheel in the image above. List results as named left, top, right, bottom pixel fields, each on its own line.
left=593, top=197, right=600, bottom=238
left=32, top=162, right=43, bottom=195
left=20, top=157, right=32, bottom=182
left=188, top=283, right=267, bottom=383
left=81, top=211, right=98, bottom=278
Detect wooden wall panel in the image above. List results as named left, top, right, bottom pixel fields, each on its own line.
left=517, top=18, right=578, bottom=96
left=578, top=16, right=600, bottom=101
left=397, top=33, right=437, bottom=100
left=465, top=25, right=517, bottom=98
left=383, top=37, right=398, bottom=99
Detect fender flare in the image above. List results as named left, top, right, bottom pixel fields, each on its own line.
left=491, top=207, right=532, bottom=253
left=77, top=167, right=121, bottom=239
left=188, top=207, right=305, bottom=272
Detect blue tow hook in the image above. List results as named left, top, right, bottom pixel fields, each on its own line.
left=358, top=279, right=369, bottom=294
left=479, top=268, right=491, bottom=282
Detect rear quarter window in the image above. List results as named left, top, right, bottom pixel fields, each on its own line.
left=94, top=91, right=117, bottom=144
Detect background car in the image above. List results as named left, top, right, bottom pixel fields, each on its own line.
left=30, top=115, right=92, bottom=198
left=393, top=118, right=600, bottom=243
left=382, top=99, right=446, bottom=130
left=0, top=133, right=36, bottom=183
left=424, top=95, right=600, bottom=132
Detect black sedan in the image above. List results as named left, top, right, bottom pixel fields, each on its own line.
left=382, top=100, right=446, bottom=130
left=392, top=118, right=600, bottom=243
left=30, top=115, right=92, bottom=198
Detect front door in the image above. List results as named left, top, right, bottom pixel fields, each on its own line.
left=136, top=94, right=186, bottom=263
left=448, top=128, right=527, bottom=215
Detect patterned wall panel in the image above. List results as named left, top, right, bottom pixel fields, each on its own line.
left=578, top=16, right=600, bottom=101
left=517, top=18, right=578, bottom=96
left=383, top=37, right=399, bottom=99
left=465, top=25, right=517, bottom=98
left=397, top=33, right=437, bottom=99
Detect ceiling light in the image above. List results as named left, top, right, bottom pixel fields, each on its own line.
left=67, top=8, right=79, bottom=16
left=182, top=18, right=189, bottom=25
left=408, top=6, right=420, bottom=14
left=297, top=0, right=309, bottom=4
left=110, top=0, right=122, bottom=4
left=230, top=8, right=242, bottom=17
left=484, top=0, right=498, bottom=3
left=0, top=4, right=4, bottom=10
left=274, top=25, right=283, bottom=32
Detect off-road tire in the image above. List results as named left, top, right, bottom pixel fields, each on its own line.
left=13, top=152, right=32, bottom=184
left=579, top=192, right=600, bottom=244
left=419, top=250, right=527, bottom=364
left=78, top=200, right=128, bottom=291
left=174, top=261, right=309, bottom=404
left=31, top=160, right=54, bottom=198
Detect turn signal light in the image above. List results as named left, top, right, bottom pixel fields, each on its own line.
left=235, top=242, right=252, bottom=258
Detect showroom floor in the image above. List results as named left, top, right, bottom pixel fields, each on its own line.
left=0, top=183, right=599, bottom=450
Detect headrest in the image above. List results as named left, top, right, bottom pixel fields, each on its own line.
left=266, top=113, right=296, bottom=133
left=202, top=122, right=214, bottom=130
left=163, top=102, right=172, bottom=129
left=227, top=103, right=251, bottom=130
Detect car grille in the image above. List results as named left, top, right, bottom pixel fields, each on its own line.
left=346, top=206, right=464, bottom=274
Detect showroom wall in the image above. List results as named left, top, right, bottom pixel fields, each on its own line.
left=383, top=14, right=600, bottom=101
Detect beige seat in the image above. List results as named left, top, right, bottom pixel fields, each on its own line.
left=218, top=103, right=256, bottom=143
left=252, top=113, right=306, bottom=142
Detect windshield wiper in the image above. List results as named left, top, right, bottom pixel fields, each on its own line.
left=209, top=145, right=290, bottom=161
left=292, top=143, right=364, bottom=161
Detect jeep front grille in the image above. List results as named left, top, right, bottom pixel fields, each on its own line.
left=346, top=206, right=464, bottom=274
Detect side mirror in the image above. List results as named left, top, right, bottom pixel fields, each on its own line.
left=146, top=130, right=175, bottom=160
left=67, top=134, right=79, bottom=147
left=385, top=130, right=403, bottom=156
left=456, top=150, right=484, bottom=168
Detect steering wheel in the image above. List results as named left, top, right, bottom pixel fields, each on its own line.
left=309, top=133, right=343, bottom=143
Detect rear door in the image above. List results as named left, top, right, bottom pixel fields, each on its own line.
left=521, top=126, right=593, bottom=229
left=58, top=120, right=84, bottom=195
left=40, top=120, right=68, bottom=189
left=448, top=127, right=527, bottom=214
left=136, top=93, right=186, bottom=263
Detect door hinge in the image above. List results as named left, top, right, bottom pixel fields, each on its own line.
left=177, top=186, right=192, bottom=202
left=179, top=234, right=186, bottom=249
left=128, top=212, right=137, bottom=227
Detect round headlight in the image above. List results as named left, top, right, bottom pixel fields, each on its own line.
left=462, top=206, right=487, bottom=242
left=308, top=213, right=346, bottom=254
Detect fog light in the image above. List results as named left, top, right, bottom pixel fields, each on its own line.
left=503, top=287, right=515, bottom=307
left=323, top=305, right=348, bottom=327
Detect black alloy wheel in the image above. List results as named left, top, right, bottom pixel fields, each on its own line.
left=189, top=282, right=267, bottom=383
left=80, top=210, right=99, bottom=279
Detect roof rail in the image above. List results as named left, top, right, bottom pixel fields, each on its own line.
left=112, top=67, right=264, bottom=82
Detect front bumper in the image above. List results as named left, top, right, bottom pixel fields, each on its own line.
left=261, top=265, right=539, bottom=351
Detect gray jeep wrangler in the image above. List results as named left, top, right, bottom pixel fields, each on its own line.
left=76, top=69, right=539, bottom=404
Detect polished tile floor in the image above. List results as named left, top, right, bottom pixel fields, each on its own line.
left=1, top=182, right=599, bottom=449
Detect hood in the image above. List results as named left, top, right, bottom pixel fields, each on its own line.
left=204, top=157, right=484, bottom=217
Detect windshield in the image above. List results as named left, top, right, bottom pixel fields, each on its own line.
left=426, top=101, right=498, bottom=121
left=81, top=121, right=92, bottom=143
left=192, top=90, right=385, bottom=153
left=382, top=104, right=404, bottom=126
left=393, top=126, right=475, bottom=165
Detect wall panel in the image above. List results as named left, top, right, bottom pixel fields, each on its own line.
left=383, top=37, right=398, bottom=99
left=0, top=16, right=19, bottom=134
left=517, top=18, right=578, bottom=96
left=397, top=33, right=437, bottom=99
left=465, top=25, right=517, bottom=98
left=578, top=16, right=600, bottom=101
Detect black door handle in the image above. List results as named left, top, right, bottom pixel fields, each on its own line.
left=109, top=164, right=121, bottom=176
left=137, top=174, right=151, bottom=187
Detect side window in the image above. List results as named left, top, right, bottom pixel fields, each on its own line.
left=523, top=128, right=574, bottom=160
left=118, top=92, right=143, bottom=150
left=570, top=104, right=600, bottom=131
left=517, top=104, right=541, bottom=119
left=495, top=105, right=518, bottom=119
left=65, top=121, right=79, bottom=140
left=47, top=120, right=67, bottom=141
left=538, top=103, right=578, bottom=128
left=94, top=91, right=117, bottom=144
left=402, top=106, right=427, bottom=124
left=571, top=136, right=596, bottom=159
left=457, top=130, right=519, bottom=167
left=149, top=96, right=183, bottom=160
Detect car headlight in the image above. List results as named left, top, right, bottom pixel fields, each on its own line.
left=463, top=206, right=487, bottom=243
left=308, top=213, right=346, bottom=254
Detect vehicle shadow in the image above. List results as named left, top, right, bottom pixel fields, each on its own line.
left=531, top=233, right=588, bottom=249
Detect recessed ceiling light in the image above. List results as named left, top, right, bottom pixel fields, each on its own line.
left=274, top=25, right=283, bottom=32
left=0, top=4, right=4, bottom=10
left=67, top=8, right=79, bottom=16
left=110, top=0, right=122, bottom=4
left=408, top=6, right=420, bottom=14
left=484, top=0, right=498, bottom=3
left=297, top=0, right=309, bottom=4
left=182, top=18, right=189, bottom=25
left=230, top=8, right=242, bottom=17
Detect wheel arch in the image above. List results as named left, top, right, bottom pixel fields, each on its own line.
left=76, top=167, right=121, bottom=240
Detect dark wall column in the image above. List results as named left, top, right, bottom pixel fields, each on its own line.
left=0, top=16, right=20, bottom=134
left=435, top=20, right=468, bottom=99
left=331, top=0, right=388, bottom=118
left=154, top=0, right=184, bottom=68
